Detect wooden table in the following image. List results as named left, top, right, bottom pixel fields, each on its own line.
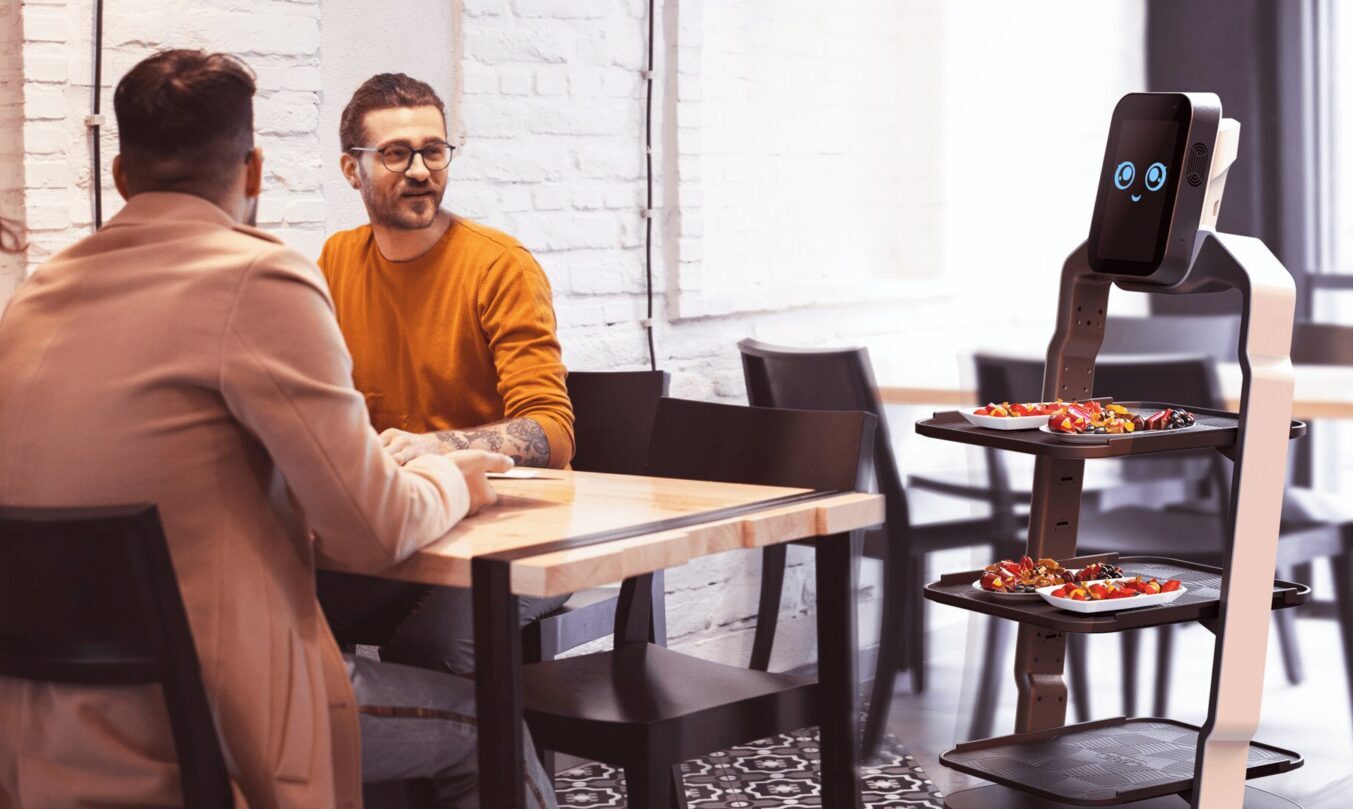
left=345, top=470, right=884, bottom=809
left=879, top=363, right=1353, bottom=421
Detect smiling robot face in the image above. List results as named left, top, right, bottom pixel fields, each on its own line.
left=1113, top=160, right=1168, bottom=203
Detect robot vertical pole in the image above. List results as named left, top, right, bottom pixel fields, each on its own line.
left=1190, top=232, right=1296, bottom=809
left=1012, top=244, right=1112, bottom=733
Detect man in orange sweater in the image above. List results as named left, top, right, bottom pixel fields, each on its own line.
left=316, top=73, right=574, bottom=675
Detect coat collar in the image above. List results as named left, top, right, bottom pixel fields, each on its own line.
left=101, top=192, right=282, bottom=244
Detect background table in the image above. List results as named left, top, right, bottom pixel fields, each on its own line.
left=331, top=470, right=883, bottom=809
left=878, top=363, right=1353, bottom=421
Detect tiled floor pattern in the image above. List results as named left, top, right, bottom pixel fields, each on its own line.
left=554, top=728, right=944, bottom=808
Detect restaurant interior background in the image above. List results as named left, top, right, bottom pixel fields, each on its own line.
left=2, top=0, right=1352, bottom=797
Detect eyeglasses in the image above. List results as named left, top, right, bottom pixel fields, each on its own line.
left=349, top=141, right=454, bottom=173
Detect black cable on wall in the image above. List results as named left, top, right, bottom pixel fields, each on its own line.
left=88, top=0, right=106, bottom=231
left=643, top=0, right=657, bottom=371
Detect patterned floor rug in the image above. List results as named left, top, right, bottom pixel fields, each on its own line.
left=553, top=728, right=946, bottom=808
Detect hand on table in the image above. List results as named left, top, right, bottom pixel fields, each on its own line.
left=380, top=428, right=442, bottom=465
left=446, top=450, right=514, bottom=515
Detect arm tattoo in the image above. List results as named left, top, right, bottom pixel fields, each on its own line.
left=433, top=419, right=550, bottom=467
left=435, top=430, right=472, bottom=451
left=505, top=418, right=551, bottom=466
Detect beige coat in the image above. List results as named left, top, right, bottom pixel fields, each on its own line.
left=0, top=193, right=471, bottom=808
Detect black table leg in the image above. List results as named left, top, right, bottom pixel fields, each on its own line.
left=473, top=556, right=527, bottom=809
left=816, top=530, right=862, bottom=809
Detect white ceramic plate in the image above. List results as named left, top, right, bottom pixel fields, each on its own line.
left=1036, top=578, right=1188, bottom=613
left=961, top=411, right=1050, bottom=431
left=969, top=579, right=1044, bottom=599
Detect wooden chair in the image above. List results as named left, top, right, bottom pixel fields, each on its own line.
left=0, top=504, right=232, bottom=808
left=364, top=371, right=673, bottom=806
left=521, top=398, right=876, bottom=809
left=737, top=338, right=1005, bottom=759
left=525, top=370, right=671, bottom=667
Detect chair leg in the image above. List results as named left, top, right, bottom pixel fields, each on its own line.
left=1333, top=551, right=1353, bottom=741
left=1273, top=565, right=1304, bottom=685
left=750, top=544, right=788, bottom=671
left=968, top=618, right=1011, bottom=740
left=624, top=758, right=673, bottom=809
left=908, top=554, right=928, bottom=694
left=670, top=763, right=689, bottom=809
left=1066, top=633, right=1091, bottom=723
left=862, top=545, right=908, bottom=760
left=652, top=570, right=669, bottom=647
left=1121, top=630, right=1140, bottom=716
left=1152, top=624, right=1174, bottom=717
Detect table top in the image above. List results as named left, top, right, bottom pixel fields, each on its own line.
left=324, top=470, right=883, bottom=598
left=877, top=361, right=1353, bottom=420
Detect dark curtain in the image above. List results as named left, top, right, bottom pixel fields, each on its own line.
left=1144, top=0, right=1315, bottom=315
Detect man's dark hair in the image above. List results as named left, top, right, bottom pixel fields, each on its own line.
left=113, top=50, right=256, bottom=198
left=339, top=73, right=445, bottom=152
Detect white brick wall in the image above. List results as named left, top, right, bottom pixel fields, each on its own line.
left=2, top=0, right=1147, bottom=669
left=0, top=0, right=24, bottom=303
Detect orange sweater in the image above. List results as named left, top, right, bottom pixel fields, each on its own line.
left=318, top=217, right=574, bottom=467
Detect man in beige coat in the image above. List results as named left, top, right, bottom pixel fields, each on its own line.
left=0, top=50, right=557, bottom=809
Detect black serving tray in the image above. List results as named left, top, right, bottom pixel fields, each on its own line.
left=916, top=401, right=1305, bottom=459
left=940, top=717, right=1303, bottom=806
left=941, top=784, right=1300, bottom=809
left=924, top=554, right=1310, bottom=633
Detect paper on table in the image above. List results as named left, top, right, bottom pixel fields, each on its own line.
left=486, top=468, right=540, bottom=479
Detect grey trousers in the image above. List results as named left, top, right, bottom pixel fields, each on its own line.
left=317, top=571, right=571, bottom=675
left=347, top=654, right=558, bottom=809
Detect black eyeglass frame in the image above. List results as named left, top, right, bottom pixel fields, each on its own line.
left=347, top=141, right=455, bottom=173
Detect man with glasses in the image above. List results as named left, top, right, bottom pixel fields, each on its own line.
left=316, top=74, right=574, bottom=677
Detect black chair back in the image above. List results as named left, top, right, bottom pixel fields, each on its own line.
left=647, top=398, right=876, bottom=495
left=738, top=338, right=906, bottom=531
left=973, top=352, right=1222, bottom=410
left=1292, top=321, right=1353, bottom=366
left=0, top=505, right=231, bottom=808
left=567, top=370, right=670, bottom=475
left=1101, top=315, right=1240, bottom=361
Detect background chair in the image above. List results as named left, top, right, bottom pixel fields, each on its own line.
left=964, top=344, right=1353, bottom=741
left=0, top=504, right=232, bottom=808
left=523, top=370, right=671, bottom=666
left=521, top=397, right=876, bottom=809
left=737, top=338, right=1006, bottom=759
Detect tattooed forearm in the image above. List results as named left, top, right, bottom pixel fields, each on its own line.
left=505, top=418, right=551, bottom=466
left=434, top=430, right=472, bottom=451
left=433, top=418, right=550, bottom=467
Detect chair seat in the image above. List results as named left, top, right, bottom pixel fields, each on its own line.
left=523, top=643, right=816, bottom=763
left=525, top=586, right=623, bottom=658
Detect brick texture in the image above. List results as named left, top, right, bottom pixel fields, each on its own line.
left=1, top=0, right=1150, bottom=668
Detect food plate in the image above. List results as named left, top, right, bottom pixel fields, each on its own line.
left=1036, top=578, right=1188, bottom=613
left=1038, top=421, right=1195, bottom=443
left=970, top=579, right=1044, bottom=599
left=962, top=412, right=1050, bottom=431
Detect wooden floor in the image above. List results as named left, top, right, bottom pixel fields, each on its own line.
left=881, top=611, right=1353, bottom=807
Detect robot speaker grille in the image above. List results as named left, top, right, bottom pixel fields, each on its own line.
left=1185, top=142, right=1209, bottom=187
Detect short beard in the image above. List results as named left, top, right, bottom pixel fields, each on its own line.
left=360, top=173, right=444, bottom=230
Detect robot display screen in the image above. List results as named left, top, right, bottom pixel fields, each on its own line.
left=1088, top=96, right=1191, bottom=276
